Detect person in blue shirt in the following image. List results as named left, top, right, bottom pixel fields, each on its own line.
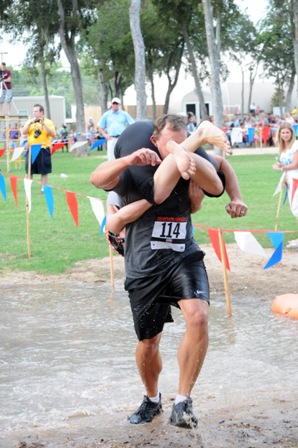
left=97, top=97, right=135, bottom=161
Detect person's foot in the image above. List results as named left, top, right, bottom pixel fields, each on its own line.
left=166, top=141, right=196, bottom=180
left=169, top=397, right=198, bottom=428
left=128, top=394, right=162, bottom=424
left=199, top=120, right=232, bottom=155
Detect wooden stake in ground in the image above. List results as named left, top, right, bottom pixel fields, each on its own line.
left=218, top=228, right=232, bottom=317
left=26, top=145, right=31, bottom=258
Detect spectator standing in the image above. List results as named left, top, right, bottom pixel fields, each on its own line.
left=22, top=104, right=56, bottom=194
left=272, top=123, right=298, bottom=249
left=9, top=123, right=20, bottom=149
left=186, top=112, right=197, bottom=134
left=0, top=62, right=12, bottom=115
left=97, top=97, right=135, bottom=160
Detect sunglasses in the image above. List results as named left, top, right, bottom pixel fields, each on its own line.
left=112, top=102, right=120, bottom=105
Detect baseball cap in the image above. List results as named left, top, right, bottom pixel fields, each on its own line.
left=111, top=97, right=121, bottom=104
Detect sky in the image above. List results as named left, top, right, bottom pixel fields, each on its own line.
left=0, top=0, right=268, bottom=70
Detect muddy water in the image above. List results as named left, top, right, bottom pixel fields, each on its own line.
left=1, top=281, right=298, bottom=435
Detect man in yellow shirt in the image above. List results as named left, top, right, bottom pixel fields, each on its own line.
left=22, top=104, right=56, bottom=193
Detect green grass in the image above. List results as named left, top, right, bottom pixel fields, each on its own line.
left=0, top=150, right=297, bottom=275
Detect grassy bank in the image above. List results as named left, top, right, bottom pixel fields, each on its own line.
left=0, top=149, right=297, bottom=275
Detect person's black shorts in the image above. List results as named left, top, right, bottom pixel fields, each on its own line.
left=126, top=251, right=209, bottom=341
left=25, top=147, right=52, bottom=175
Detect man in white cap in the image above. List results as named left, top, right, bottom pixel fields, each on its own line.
left=97, top=97, right=135, bottom=160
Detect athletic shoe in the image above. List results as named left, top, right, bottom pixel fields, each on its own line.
left=128, top=394, right=162, bottom=424
left=169, top=397, right=198, bottom=428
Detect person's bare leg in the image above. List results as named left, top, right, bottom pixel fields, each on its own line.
left=135, top=333, right=162, bottom=397
left=41, top=174, right=48, bottom=187
left=165, top=141, right=223, bottom=197
left=7, top=102, right=11, bottom=115
left=177, top=299, right=209, bottom=396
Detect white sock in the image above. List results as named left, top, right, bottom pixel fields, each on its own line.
left=175, top=394, right=188, bottom=405
left=148, top=392, right=160, bottom=404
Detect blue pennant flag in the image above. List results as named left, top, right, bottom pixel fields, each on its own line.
left=248, top=127, right=255, bottom=144
left=100, top=215, right=106, bottom=236
left=283, top=190, right=288, bottom=205
left=263, top=232, right=284, bottom=270
left=44, top=185, right=54, bottom=218
left=0, top=173, right=7, bottom=201
left=31, top=144, right=42, bottom=164
left=90, top=139, right=107, bottom=151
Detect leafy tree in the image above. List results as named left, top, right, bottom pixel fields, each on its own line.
left=258, top=0, right=295, bottom=115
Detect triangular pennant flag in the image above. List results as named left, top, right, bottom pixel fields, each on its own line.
left=0, top=173, right=7, bottom=201
left=24, top=178, right=33, bottom=213
left=65, top=191, right=78, bottom=227
left=248, top=127, right=255, bottom=144
left=11, top=146, right=25, bottom=162
left=290, top=178, right=298, bottom=218
left=208, top=228, right=230, bottom=271
left=9, top=175, right=18, bottom=207
left=44, top=185, right=54, bottom=218
left=100, top=214, right=106, bottom=236
left=234, top=231, right=267, bottom=257
left=273, top=173, right=286, bottom=196
left=262, top=126, right=271, bottom=145
left=90, top=139, right=107, bottom=151
left=263, top=232, right=284, bottom=270
left=0, top=149, right=6, bottom=158
left=69, top=141, right=88, bottom=153
left=88, top=196, right=105, bottom=226
left=51, top=142, right=67, bottom=155
left=31, top=144, right=42, bottom=164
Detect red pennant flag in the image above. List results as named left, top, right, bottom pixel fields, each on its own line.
left=208, top=228, right=230, bottom=271
left=262, top=126, right=271, bottom=145
left=51, top=142, right=67, bottom=155
left=291, top=178, right=298, bottom=202
left=9, top=175, right=18, bottom=207
left=0, top=149, right=6, bottom=158
left=66, top=191, right=78, bottom=227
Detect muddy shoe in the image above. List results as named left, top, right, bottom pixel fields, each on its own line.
left=169, top=397, right=198, bottom=428
left=129, top=394, right=162, bottom=424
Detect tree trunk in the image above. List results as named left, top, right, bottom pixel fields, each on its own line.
left=285, top=70, right=295, bottom=112
left=202, top=0, right=225, bottom=154
left=40, top=49, right=51, bottom=119
left=129, top=0, right=147, bottom=119
left=56, top=0, right=85, bottom=136
left=163, top=43, right=184, bottom=114
left=98, top=61, right=108, bottom=114
left=181, top=22, right=208, bottom=120
left=293, top=0, right=298, bottom=107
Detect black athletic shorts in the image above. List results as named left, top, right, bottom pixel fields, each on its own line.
left=25, top=147, right=52, bottom=175
left=126, top=251, right=209, bottom=341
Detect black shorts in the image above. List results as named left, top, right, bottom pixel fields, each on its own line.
left=126, top=251, right=209, bottom=341
left=25, top=147, right=52, bottom=175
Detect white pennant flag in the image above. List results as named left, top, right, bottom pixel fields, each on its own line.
left=234, top=231, right=267, bottom=257
left=88, top=196, right=105, bottom=226
left=273, top=173, right=286, bottom=196
left=69, top=141, right=88, bottom=152
left=24, top=178, right=33, bottom=213
left=11, top=146, right=25, bottom=162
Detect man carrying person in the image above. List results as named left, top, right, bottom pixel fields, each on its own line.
left=90, top=115, right=247, bottom=428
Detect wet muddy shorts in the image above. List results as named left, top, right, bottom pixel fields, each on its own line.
left=126, top=251, right=209, bottom=341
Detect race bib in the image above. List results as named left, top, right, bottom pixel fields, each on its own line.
left=151, top=217, right=187, bottom=252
